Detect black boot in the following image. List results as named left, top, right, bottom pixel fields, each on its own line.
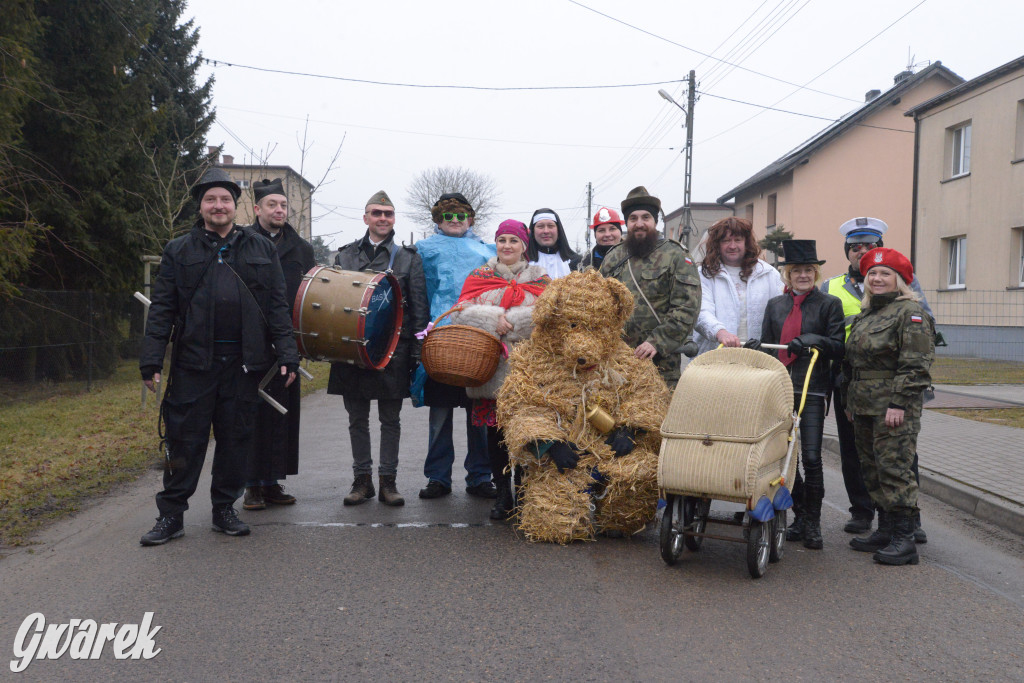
left=874, top=512, right=919, bottom=565
left=490, top=476, right=514, bottom=521
left=140, top=515, right=184, bottom=546
left=211, top=506, right=250, bottom=536
left=786, top=513, right=804, bottom=542
left=343, top=473, right=375, bottom=506
left=378, top=475, right=405, bottom=506
left=850, top=509, right=891, bottom=552
left=802, top=485, right=824, bottom=550
left=913, top=511, right=927, bottom=544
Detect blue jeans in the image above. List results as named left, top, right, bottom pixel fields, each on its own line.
left=423, top=406, right=490, bottom=488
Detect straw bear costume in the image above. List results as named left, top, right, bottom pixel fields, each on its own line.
left=497, top=270, right=670, bottom=543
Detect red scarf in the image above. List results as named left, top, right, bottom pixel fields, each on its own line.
left=777, top=290, right=809, bottom=367
left=457, top=266, right=549, bottom=309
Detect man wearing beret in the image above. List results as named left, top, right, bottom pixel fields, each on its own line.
left=241, top=178, right=316, bottom=511
left=139, top=167, right=299, bottom=545
left=599, top=186, right=701, bottom=389
left=328, top=191, right=430, bottom=506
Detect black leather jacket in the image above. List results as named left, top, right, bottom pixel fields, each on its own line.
left=140, top=222, right=300, bottom=375
left=760, top=287, right=845, bottom=395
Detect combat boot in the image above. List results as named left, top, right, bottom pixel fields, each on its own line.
left=490, top=476, right=515, bottom=521
left=343, top=473, right=375, bottom=506
left=873, top=512, right=919, bottom=565
left=913, top=511, right=928, bottom=544
left=785, top=513, right=804, bottom=542
left=378, top=475, right=405, bottom=506
left=211, top=506, right=250, bottom=536
left=850, top=509, right=891, bottom=552
left=802, top=485, right=824, bottom=550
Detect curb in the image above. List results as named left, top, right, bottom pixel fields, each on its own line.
left=822, top=436, right=1024, bottom=538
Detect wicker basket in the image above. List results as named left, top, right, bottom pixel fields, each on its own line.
left=421, top=306, right=502, bottom=388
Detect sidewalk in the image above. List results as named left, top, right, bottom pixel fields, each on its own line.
left=823, top=384, right=1024, bottom=536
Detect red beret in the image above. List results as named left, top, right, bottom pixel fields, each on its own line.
left=860, top=247, right=913, bottom=284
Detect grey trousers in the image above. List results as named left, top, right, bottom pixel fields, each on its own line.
left=342, top=396, right=403, bottom=477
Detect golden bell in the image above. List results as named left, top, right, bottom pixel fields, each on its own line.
left=585, top=404, right=615, bottom=434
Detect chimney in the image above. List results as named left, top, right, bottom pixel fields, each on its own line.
left=865, top=89, right=881, bottom=102
left=893, top=69, right=913, bottom=85
left=222, top=154, right=234, bottom=165
left=207, top=146, right=220, bottom=164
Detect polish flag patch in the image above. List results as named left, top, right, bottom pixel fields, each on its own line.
left=685, top=257, right=693, bottom=264
left=910, top=315, right=922, bottom=323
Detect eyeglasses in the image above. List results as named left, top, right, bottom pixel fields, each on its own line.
left=368, top=209, right=395, bottom=218
left=849, top=242, right=878, bottom=252
left=442, top=212, right=469, bottom=222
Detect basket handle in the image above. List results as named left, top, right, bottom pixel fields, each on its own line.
left=415, top=304, right=463, bottom=340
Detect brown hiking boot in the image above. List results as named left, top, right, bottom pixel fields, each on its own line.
left=378, top=475, right=405, bottom=506
left=264, top=483, right=296, bottom=505
left=242, top=486, right=266, bottom=511
left=343, top=473, right=375, bottom=506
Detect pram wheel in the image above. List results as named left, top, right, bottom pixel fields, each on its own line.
left=683, top=497, right=710, bottom=551
left=746, top=518, right=770, bottom=578
left=659, top=495, right=685, bottom=565
left=769, top=509, right=786, bottom=563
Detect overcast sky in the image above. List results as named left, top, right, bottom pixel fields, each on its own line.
left=189, top=0, right=1024, bottom=250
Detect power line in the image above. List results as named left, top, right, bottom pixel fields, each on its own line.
left=217, top=105, right=672, bottom=151
left=566, top=0, right=862, bottom=103
left=201, top=58, right=684, bottom=91
left=696, top=90, right=913, bottom=132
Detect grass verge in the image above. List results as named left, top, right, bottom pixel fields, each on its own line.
left=0, top=359, right=331, bottom=549
left=931, top=357, right=1024, bottom=384
left=932, top=407, right=1024, bottom=429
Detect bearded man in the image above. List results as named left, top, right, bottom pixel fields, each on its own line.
left=599, top=186, right=701, bottom=389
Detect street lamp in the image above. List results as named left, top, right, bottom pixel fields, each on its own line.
left=659, top=72, right=695, bottom=250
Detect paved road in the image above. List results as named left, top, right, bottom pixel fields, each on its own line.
left=1, top=391, right=1023, bottom=681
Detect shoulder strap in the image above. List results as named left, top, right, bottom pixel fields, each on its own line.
left=626, top=258, right=662, bottom=325
left=386, top=242, right=400, bottom=272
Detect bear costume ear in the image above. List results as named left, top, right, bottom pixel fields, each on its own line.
left=602, top=275, right=634, bottom=326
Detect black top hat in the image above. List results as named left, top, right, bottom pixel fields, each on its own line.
left=780, top=239, right=825, bottom=265
left=192, top=167, right=241, bottom=202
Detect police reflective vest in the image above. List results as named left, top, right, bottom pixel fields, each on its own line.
left=824, top=273, right=862, bottom=341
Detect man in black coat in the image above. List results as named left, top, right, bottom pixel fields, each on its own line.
left=327, top=190, right=430, bottom=506
left=242, top=178, right=316, bottom=511
left=139, top=168, right=299, bottom=546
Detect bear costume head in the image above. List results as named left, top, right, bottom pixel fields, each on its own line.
left=530, top=270, right=634, bottom=372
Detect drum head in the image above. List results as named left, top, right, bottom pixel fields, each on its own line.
left=360, top=274, right=401, bottom=369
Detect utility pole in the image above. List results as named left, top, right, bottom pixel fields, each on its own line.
left=585, top=181, right=593, bottom=250
left=682, top=69, right=696, bottom=252
left=659, top=70, right=696, bottom=250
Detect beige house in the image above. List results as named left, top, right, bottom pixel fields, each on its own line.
left=905, top=55, right=1024, bottom=360
left=663, top=201, right=734, bottom=254
left=213, top=152, right=314, bottom=240
left=717, top=63, right=963, bottom=273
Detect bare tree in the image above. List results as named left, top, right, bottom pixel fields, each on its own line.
left=405, top=166, right=501, bottom=235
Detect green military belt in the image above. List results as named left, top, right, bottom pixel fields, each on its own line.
left=854, top=370, right=896, bottom=380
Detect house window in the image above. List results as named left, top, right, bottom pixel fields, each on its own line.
left=238, top=179, right=251, bottom=189
left=946, top=236, right=966, bottom=289
left=949, top=122, right=971, bottom=177
left=766, top=194, right=777, bottom=228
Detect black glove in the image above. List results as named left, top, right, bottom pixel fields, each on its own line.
left=284, top=363, right=299, bottom=376
left=141, top=365, right=161, bottom=381
left=605, top=426, right=644, bottom=458
left=742, top=338, right=762, bottom=351
left=546, top=441, right=580, bottom=473
left=409, top=357, right=420, bottom=385
left=788, top=333, right=827, bottom=357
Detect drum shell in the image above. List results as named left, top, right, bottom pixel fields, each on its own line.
left=292, top=266, right=403, bottom=369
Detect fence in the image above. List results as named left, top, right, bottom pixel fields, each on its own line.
left=923, top=289, right=1024, bottom=362
left=0, top=289, right=145, bottom=392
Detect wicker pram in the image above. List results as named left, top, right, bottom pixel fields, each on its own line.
left=657, top=346, right=816, bottom=578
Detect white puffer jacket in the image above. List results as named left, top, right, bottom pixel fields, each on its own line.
left=693, top=259, right=784, bottom=355
left=450, top=258, right=548, bottom=399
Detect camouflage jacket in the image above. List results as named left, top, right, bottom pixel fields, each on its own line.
left=841, top=292, right=934, bottom=416
left=599, top=238, right=701, bottom=382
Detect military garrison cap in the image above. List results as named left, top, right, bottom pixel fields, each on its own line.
left=365, top=190, right=394, bottom=209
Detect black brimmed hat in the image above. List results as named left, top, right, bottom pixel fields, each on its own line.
left=192, top=167, right=241, bottom=202
left=780, top=239, right=825, bottom=265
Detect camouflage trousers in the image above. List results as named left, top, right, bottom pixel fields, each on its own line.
left=654, top=352, right=681, bottom=390
left=852, top=413, right=920, bottom=515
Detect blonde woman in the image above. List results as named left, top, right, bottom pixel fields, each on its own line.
left=840, top=248, right=934, bottom=566
left=747, top=240, right=844, bottom=549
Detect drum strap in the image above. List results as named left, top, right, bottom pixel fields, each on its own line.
left=386, top=243, right=400, bottom=273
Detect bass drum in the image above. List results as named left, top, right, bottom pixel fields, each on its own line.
left=292, top=266, right=403, bottom=370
